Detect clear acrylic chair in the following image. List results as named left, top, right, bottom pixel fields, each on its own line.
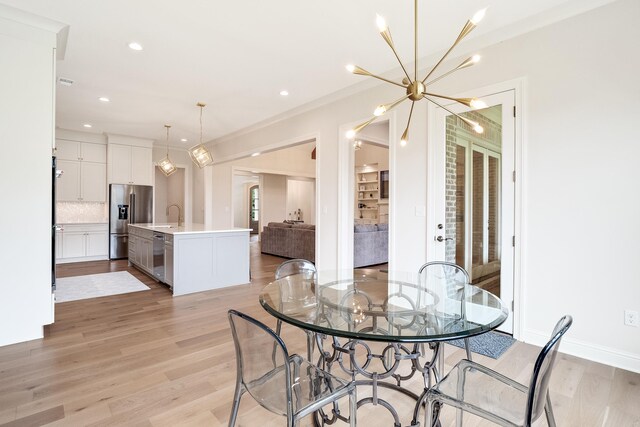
left=274, top=259, right=317, bottom=361
left=228, top=310, right=356, bottom=427
left=425, top=315, right=573, bottom=427
left=418, top=261, right=473, bottom=361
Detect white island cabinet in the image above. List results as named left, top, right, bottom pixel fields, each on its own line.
left=128, top=224, right=250, bottom=296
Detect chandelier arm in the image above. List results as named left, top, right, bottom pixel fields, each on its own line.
left=421, top=41, right=459, bottom=84
left=414, top=0, right=418, bottom=81
left=406, top=101, right=415, bottom=130
left=368, top=73, right=409, bottom=89
left=424, top=96, right=477, bottom=127
left=424, top=66, right=459, bottom=87
left=423, top=92, right=473, bottom=108
left=381, top=28, right=412, bottom=82
left=378, top=94, right=411, bottom=116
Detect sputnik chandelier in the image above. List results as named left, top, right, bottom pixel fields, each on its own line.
left=346, top=0, right=488, bottom=145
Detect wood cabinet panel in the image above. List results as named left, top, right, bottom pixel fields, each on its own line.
left=56, top=160, right=80, bottom=201
left=80, top=162, right=106, bottom=202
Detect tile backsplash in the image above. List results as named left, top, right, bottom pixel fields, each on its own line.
left=57, top=202, right=108, bottom=223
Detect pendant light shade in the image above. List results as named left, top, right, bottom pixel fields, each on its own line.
left=157, top=124, right=177, bottom=177
left=189, top=102, right=214, bottom=168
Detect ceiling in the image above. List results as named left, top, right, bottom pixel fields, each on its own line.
left=1, top=0, right=593, bottom=147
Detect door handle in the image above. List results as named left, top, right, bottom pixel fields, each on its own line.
left=435, top=236, right=454, bottom=242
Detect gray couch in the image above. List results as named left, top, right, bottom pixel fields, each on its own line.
left=261, top=222, right=388, bottom=267
left=261, top=222, right=316, bottom=262
left=354, top=223, right=388, bottom=268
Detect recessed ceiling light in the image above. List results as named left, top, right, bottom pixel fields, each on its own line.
left=83, top=124, right=92, bottom=128
left=98, top=97, right=110, bottom=102
left=128, top=42, right=143, bottom=51
left=180, top=138, right=188, bottom=142
left=279, top=90, right=289, bottom=96
left=251, top=152, right=260, bottom=157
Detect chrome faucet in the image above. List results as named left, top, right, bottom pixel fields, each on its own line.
left=166, top=204, right=183, bottom=226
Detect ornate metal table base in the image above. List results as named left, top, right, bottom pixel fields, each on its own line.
left=313, top=334, right=445, bottom=427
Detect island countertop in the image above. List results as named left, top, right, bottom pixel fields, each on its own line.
left=129, top=223, right=251, bottom=235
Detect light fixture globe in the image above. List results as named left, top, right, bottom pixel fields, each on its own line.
left=189, top=102, right=214, bottom=168
left=189, top=144, right=214, bottom=168
left=157, top=124, right=177, bottom=177
left=346, top=1, right=489, bottom=145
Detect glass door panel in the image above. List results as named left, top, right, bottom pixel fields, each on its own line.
left=432, top=91, right=514, bottom=333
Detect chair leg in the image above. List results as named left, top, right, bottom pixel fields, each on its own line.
left=545, top=391, right=557, bottom=427
left=349, top=388, right=357, bottom=427
left=463, top=337, right=472, bottom=361
left=272, top=319, right=283, bottom=366
left=425, top=396, right=435, bottom=427
left=228, top=382, right=244, bottom=427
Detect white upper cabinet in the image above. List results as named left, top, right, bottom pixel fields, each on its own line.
left=107, top=136, right=153, bottom=186
left=55, top=138, right=107, bottom=202
left=56, top=139, right=107, bottom=163
left=131, top=146, right=153, bottom=186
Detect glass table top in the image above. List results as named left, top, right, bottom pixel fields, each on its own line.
left=259, top=270, right=508, bottom=343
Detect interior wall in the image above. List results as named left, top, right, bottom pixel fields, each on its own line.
left=192, top=166, right=204, bottom=223
left=154, top=167, right=168, bottom=223
left=261, top=174, right=287, bottom=227
left=286, top=179, right=316, bottom=224
left=0, top=8, right=60, bottom=346
left=207, top=0, right=640, bottom=372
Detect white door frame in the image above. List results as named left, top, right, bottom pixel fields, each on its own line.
left=427, top=78, right=525, bottom=338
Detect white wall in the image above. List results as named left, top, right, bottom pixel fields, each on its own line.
left=261, top=174, right=287, bottom=227
left=0, top=6, right=66, bottom=346
left=286, top=179, right=316, bottom=224
left=155, top=167, right=185, bottom=223
left=208, top=0, right=640, bottom=372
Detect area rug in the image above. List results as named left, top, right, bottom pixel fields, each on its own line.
left=55, top=271, right=150, bottom=303
left=448, top=331, right=515, bottom=359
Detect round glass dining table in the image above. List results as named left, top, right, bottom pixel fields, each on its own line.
left=259, top=269, right=508, bottom=343
left=259, top=270, right=508, bottom=427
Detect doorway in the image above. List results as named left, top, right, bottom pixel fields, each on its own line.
left=249, top=185, right=259, bottom=235
left=429, top=90, right=515, bottom=333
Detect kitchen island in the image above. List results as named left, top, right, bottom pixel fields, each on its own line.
left=128, top=224, right=251, bottom=296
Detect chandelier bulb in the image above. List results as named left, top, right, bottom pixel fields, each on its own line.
left=346, top=129, right=356, bottom=139
left=472, top=54, right=481, bottom=63
left=346, top=64, right=356, bottom=73
left=400, top=128, right=409, bottom=146
left=470, top=99, right=487, bottom=109
left=470, top=8, right=487, bottom=25
left=474, top=124, right=484, bottom=134
left=376, top=14, right=388, bottom=32
left=373, top=105, right=387, bottom=117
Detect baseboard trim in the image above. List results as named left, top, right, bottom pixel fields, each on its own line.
left=56, top=255, right=108, bottom=264
left=522, top=328, right=640, bottom=374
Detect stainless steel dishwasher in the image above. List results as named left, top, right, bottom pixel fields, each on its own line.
left=152, top=232, right=165, bottom=282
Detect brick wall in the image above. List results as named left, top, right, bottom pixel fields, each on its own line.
left=444, top=109, right=502, bottom=266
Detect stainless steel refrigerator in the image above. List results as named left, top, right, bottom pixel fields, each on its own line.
left=109, top=184, right=153, bottom=259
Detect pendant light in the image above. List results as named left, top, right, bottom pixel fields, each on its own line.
left=157, top=124, right=177, bottom=176
left=188, top=102, right=214, bottom=168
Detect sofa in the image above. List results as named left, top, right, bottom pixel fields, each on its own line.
left=261, top=222, right=316, bottom=262
left=261, top=222, right=388, bottom=267
left=354, top=223, right=388, bottom=268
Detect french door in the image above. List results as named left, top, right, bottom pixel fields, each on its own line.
left=428, top=90, right=515, bottom=333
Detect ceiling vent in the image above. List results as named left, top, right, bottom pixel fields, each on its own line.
left=57, top=77, right=74, bottom=86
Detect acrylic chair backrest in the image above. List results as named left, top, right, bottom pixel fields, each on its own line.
left=228, top=310, right=292, bottom=414
left=418, top=261, right=470, bottom=318
left=275, top=259, right=316, bottom=280
left=525, top=315, right=573, bottom=425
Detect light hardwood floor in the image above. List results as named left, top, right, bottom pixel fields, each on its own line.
left=0, top=242, right=639, bottom=426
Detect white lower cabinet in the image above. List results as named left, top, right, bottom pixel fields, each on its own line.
left=128, top=228, right=153, bottom=275
left=164, top=238, right=174, bottom=288
left=56, top=224, right=108, bottom=263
